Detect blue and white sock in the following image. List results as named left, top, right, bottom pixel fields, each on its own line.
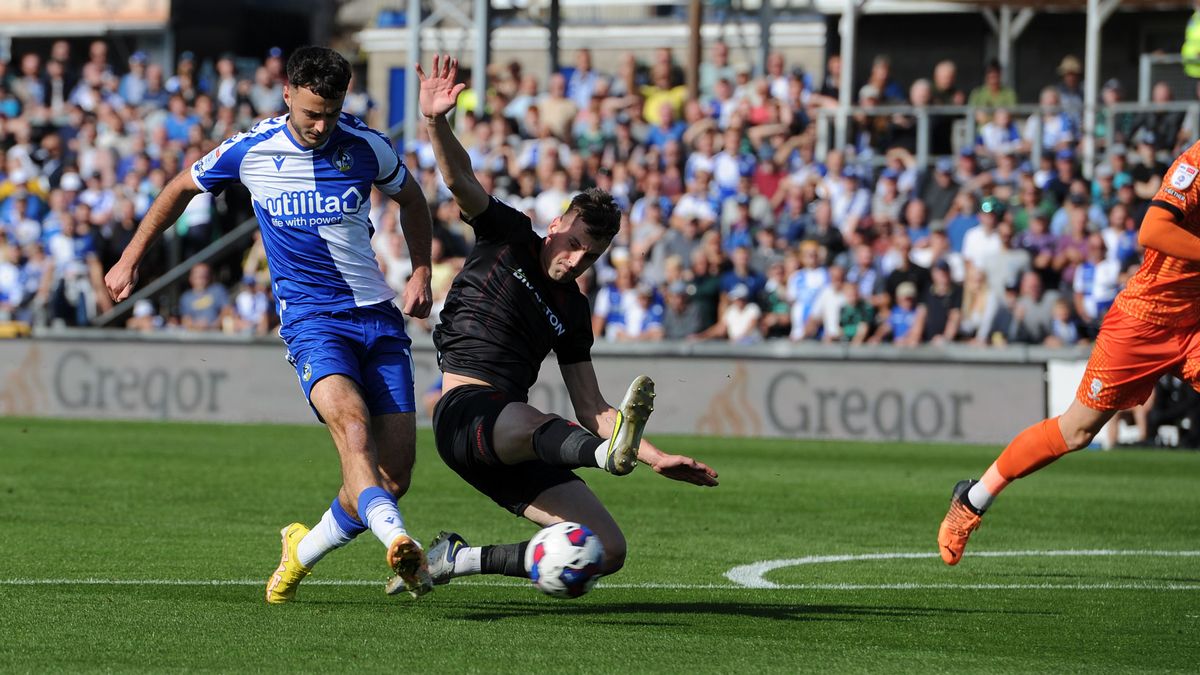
left=296, top=497, right=367, bottom=568
left=358, top=486, right=408, bottom=547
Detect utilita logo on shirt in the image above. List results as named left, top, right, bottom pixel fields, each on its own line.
left=264, top=188, right=364, bottom=227
left=510, top=266, right=566, bottom=336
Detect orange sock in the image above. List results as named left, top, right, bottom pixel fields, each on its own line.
left=992, top=417, right=1071, bottom=491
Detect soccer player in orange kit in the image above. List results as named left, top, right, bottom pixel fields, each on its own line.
left=938, top=142, right=1200, bottom=565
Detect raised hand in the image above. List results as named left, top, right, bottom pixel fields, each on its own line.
left=416, top=55, right=467, bottom=119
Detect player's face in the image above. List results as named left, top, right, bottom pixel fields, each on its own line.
left=544, top=211, right=608, bottom=282
left=284, top=85, right=345, bottom=148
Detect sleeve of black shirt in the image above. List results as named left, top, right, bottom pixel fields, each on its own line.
left=554, top=295, right=594, bottom=365
left=462, top=196, right=533, bottom=245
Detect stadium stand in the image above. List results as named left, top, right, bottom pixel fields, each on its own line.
left=0, top=21, right=1192, bottom=353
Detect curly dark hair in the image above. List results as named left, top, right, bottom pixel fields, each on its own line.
left=567, top=188, right=621, bottom=241
left=285, top=46, right=351, bottom=99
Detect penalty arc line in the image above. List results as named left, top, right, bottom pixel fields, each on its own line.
left=725, top=549, right=1200, bottom=589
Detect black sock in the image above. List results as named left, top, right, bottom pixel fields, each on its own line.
left=480, top=542, right=530, bottom=578
left=531, top=418, right=604, bottom=468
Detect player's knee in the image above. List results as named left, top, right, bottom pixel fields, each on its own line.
left=599, top=530, right=627, bottom=575
left=330, top=415, right=373, bottom=453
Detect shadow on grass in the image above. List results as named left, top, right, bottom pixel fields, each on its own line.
left=443, top=600, right=1044, bottom=624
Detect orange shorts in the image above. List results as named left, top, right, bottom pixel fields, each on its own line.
left=1076, top=305, right=1200, bottom=411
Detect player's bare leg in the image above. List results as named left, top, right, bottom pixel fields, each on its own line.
left=300, top=376, right=429, bottom=597
left=938, top=399, right=1115, bottom=565
left=490, top=375, right=655, bottom=475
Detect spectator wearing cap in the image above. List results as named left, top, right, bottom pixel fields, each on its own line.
left=1091, top=163, right=1119, bottom=213
left=663, top=280, right=703, bottom=340
left=1023, top=87, right=1077, bottom=158
left=962, top=196, right=1004, bottom=270
left=968, top=59, right=1016, bottom=123
left=921, top=157, right=959, bottom=225
left=1129, top=127, right=1167, bottom=201
left=1097, top=78, right=1138, bottom=145
left=265, top=46, right=286, bottom=84
left=1043, top=147, right=1079, bottom=206
left=1050, top=188, right=1090, bottom=236
left=912, top=259, right=962, bottom=344
left=693, top=282, right=762, bottom=344
left=118, top=51, right=149, bottom=107
left=1054, top=55, right=1084, bottom=130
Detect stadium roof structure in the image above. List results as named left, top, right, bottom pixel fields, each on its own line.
left=828, top=0, right=1190, bottom=179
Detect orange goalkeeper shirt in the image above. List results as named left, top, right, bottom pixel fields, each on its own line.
left=1114, top=144, right=1200, bottom=327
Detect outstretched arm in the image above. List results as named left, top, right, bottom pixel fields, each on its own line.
left=417, top=55, right=490, bottom=219
left=560, top=361, right=719, bottom=487
left=104, top=170, right=202, bottom=302
left=1139, top=204, right=1200, bottom=261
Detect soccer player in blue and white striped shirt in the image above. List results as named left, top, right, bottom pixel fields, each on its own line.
left=105, top=46, right=436, bottom=602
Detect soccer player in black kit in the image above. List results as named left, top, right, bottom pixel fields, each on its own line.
left=385, top=55, right=719, bottom=592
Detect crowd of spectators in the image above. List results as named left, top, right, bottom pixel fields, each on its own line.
left=0, top=38, right=1193, bottom=349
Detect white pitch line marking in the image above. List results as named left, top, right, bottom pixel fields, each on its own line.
left=725, top=549, right=1200, bottom=589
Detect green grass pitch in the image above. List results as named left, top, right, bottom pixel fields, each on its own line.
left=2, top=417, right=1198, bottom=672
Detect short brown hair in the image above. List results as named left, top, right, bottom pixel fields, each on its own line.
left=567, top=188, right=621, bottom=241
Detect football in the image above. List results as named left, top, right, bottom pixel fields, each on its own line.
left=524, top=521, right=605, bottom=598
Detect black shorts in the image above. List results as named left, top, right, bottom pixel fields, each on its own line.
left=432, top=383, right=581, bottom=516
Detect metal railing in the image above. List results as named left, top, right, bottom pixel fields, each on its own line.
left=813, top=101, right=1200, bottom=176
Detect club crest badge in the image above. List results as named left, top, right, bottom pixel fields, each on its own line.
left=333, top=145, right=354, bottom=173
left=1170, top=163, right=1197, bottom=190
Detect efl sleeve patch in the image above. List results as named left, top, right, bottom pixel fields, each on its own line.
left=1169, top=162, right=1198, bottom=190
